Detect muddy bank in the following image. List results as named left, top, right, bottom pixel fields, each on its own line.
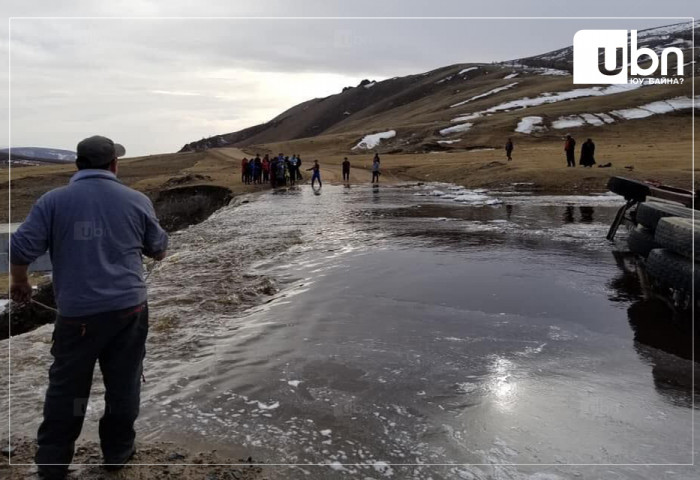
left=151, top=185, right=233, bottom=232
left=1, top=437, right=266, bottom=480
left=0, top=184, right=235, bottom=339
left=0, top=282, right=55, bottom=340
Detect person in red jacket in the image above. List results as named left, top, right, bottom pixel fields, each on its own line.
left=564, top=134, right=576, bottom=167
left=262, top=155, right=270, bottom=183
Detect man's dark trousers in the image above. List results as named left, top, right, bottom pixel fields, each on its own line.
left=35, top=302, right=148, bottom=477
left=566, top=151, right=575, bottom=167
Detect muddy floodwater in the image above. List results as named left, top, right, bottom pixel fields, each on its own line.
left=3, top=183, right=698, bottom=479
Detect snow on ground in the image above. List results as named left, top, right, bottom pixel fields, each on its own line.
left=450, top=83, right=643, bottom=127
left=458, top=66, right=479, bottom=75
left=546, top=96, right=698, bottom=129
left=551, top=116, right=587, bottom=129
left=637, top=22, right=694, bottom=39
left=436, top=75, right=454, bottom=84
left=538, top=68, right=570, bottom=76
left=352, top=130, right=396, bottom=149
left=515, top=116, right=545, bottom=134
left=610, top=96, right=696, bottom=119
left=437, top=139, right=461, bottom=144
left=503, top=72, right=519, bottom=79
left=364, top=81, right=377, bottom=89
left=439, top=122, right=473, bottom=136
left=450, top=82, right=519, bottom=108
left=486, top=83, right=643, bottom=113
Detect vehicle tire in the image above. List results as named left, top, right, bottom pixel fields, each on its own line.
left=645, top=248, right=699, bottom=295
left=627, top=226, right=659, bottom=257
left=654, top=217, right=699, bottom=260
left=607, top=176, right=649, bottom=202
left=636, top=201, right=693, bottom=231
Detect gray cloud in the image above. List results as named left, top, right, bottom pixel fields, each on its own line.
left=0, top=0, right=696, bottom=155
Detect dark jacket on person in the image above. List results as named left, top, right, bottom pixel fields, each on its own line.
left=580, top=140, right=596, bottom=166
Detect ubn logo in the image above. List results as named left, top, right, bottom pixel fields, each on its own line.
left=573, top=30, right=684, bottom=84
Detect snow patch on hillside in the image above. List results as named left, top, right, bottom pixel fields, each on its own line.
left=538, top=68, right=570, bottom=76
left=352, top=130, right=396, bottom=149
left=458, top=67, right=479, bottom=75
left=437, top=139, right=461, bottom=144
left=515, top=116, right=545, bottom=134
left=364, top=81, right=377, bottom=89
left=546, top=96, right=698, bottom=129
left=450, top=83, right=519, bottom=108
left=551, top=116, right=587, bottom=129
left=610, top=96, right=696, bottom=120
left=451, top=83, right=643, bottom=125
left=439, top=123, right=473, bottom=136
left=503, top=72, right=519, bottom=79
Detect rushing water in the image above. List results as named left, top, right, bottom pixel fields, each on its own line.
left=2, top=183, right=698, bottom=479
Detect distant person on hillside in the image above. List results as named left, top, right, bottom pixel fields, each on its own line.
left=296, top=154, right=303, bottom=180
left=342, top=157, right=351, bottom=182
left=580, top=138, right=596, bottom=168
left=371, top=157, right=381, bottom=184
left=241, top=157, right=249, bottom=183
left=564, top=134, right=576, bottom=167
left=505, top=138, right=514, bottom=161
left=308, top=160, right=322, bottom=188
left=10, top=135, right=168, bottom=479
left=262, top=155, right=270, bottom=183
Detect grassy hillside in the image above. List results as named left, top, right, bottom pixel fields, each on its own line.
left=2, top=22, right=697, bottom=222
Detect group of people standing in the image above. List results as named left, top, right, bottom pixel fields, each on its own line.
left=241, top=153, right=306, bottom=187
left=241, top=152, right=382, bottom=189
left=504, top=136, right=596, bottom=168
left=341, top=153, right=382, bottom=184
left=564, top=135, right=596, bottom=167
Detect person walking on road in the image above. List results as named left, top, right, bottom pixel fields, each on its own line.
left=505, top=138, right=514, bottom=161
left=308, top=159, right=322, bottom=188
left=10, top=135, right=169, bottom=480
left=371, top=156, right=381, bottom=184
left=564, top=134, right=576, bottom=167
left=342, top=157, right=351, bottom=182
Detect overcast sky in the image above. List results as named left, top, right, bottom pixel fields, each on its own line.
left=0, top=0, right=696, bottom=156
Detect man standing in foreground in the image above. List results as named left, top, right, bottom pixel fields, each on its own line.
left=10, top=135, right=169, bottom=479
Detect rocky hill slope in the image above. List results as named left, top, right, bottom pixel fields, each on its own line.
left=179, top=22, right=698, bottom=156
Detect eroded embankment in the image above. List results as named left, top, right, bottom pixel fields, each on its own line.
left=0, top=185, right=234, bottom=340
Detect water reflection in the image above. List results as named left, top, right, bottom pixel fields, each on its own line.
left=607, top=251, right=698, bottom=407
left=579, top=206, right=594, bottom=223
left=563, top=206, right=574, bottom=223
left=487, top=356, right=518, bottom=412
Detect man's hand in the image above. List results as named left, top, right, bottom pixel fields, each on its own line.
left=10, top=264, right=32, bottom=304
left=11, top=279, right=32, bottom=304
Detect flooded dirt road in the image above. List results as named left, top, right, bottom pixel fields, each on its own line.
left=3, top=183, right=698, bottom=479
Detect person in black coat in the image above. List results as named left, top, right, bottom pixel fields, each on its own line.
left=579, top=138, right=596, bottom=167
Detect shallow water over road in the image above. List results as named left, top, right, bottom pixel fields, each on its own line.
left=4, top=183, right=697, bottom=479
left=139, top=183, right=697, bottom=478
